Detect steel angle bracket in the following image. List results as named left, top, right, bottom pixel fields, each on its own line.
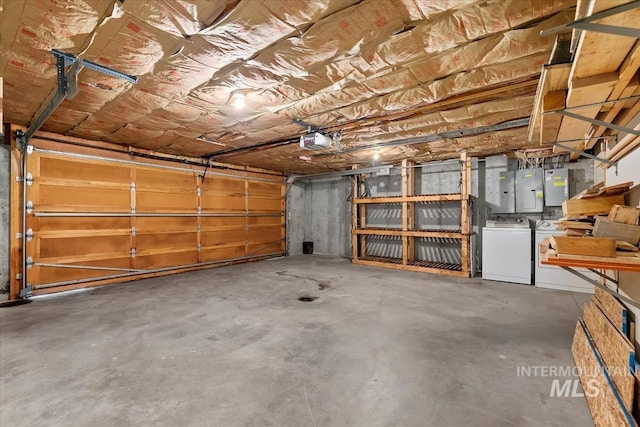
left=560, top=266, right=638, bottom=309
left=19, top=285, right=33, bottom=299
left=554, top=143, right=618, bottom=174
left=541, top=1, right=640, bottom=38
left=556, top=110, right=640, bottom=137
left=17, top=49, right=137, bottom=145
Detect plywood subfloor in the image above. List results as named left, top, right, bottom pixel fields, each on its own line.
left=0, top=256, right=591, bottom=426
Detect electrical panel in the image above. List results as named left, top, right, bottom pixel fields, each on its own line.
left=495, top=171, right=515, bottom=213
left=516, top=168, right=544, bottom=213
left=544, top=168, right=569, bottom=206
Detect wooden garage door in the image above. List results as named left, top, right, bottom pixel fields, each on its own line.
left=22, top=141, right=285, bottom=295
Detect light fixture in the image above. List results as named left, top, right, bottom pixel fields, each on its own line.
left=231, top=93, right=245, bottom=109
left=373, top=151, right=380, bottom=160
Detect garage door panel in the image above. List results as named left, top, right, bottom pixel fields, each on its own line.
left=248, top=228, right=282, bottom=243
left=38, top=155, right=130, bottom=184
left=201, top=217, right=246, bottom=229
left=136, top=232, right=198, bottom=251
left=35, top=184, right=131, bottom=212
left=38, top=234, right=131, bottom=259
left=248, top=182, right=281, bottom=197
left=248, top=242, right=284, bottom=256
left=201, top=230, right=247, bottom=247
left=201, top=194, right=245, bottom=212
left=201, top=177, right=245, bottom=195
left=136, top=191, right=197, bottom=212
left=248, top=216, right=282, bottom=227
left=135, top=250, right=199, bottom=269
left=135, top=167, right=195, bottom=191
left=247, top=197, right=282, bottom=213
left=32, top=216, right=131, bottom=232
left=136, top=216, right=196, bottom=232
left=201, top=244, right=246, bottom=262
left=32, top=257, right=133, bottom=284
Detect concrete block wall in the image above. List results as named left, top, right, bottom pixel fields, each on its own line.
left=1, top=145, right=9, bottom=299
left=287, top=177, right=352, bottom=257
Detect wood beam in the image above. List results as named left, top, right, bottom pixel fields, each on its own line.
left=541, top=91, right=566, bottom=144
left=555, top=73, right=618, bottom=157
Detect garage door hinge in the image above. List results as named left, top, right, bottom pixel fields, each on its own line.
left=197, top=225, right=201, bottom=232
left=130, top=248, right=136, bottom=258
left=25, top=229, right=34, bottom=241
left=131, top=226, right=136, bottom=236
left=131, top=208, right=136, bottom=214
left=130, top=183, right=136, bottom=191
left=15, top=173, right=33, bottom=183
left=197, top=207, right=202, bottom=214
left=26, top=201, right=34, bottom=214
left=19, top=285, right=33, bottom=298
left=26, top=257, right=33, bottom=269
left=197, top=188, right=201, bottom=196
left=197, top=243, right=202, bottom=251
left=16, top=273, right=22, bottom=280
left=26, top=146, right=34, bottom=155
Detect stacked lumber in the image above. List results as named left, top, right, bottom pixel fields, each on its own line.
left=572, top=289, right=638, bottom=426
left=556, top=183, right=640, bottom=254
left=529, top=0, right=640, bottom=162
left=573, top=182, right=634, bottom=200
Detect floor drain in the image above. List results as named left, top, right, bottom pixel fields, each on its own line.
left=298, top=296, right=318, bottom=302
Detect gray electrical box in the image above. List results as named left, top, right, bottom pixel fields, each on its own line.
left=495, top=171, right=515, bottom=213
left=544, top=168, right=569, bottom=206
left=516, top=168, right=544, bottom=213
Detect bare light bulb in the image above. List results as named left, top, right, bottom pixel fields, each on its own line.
left=232, top=93, right=245, bottom=109
left=373, top=151, right=380, bottom=160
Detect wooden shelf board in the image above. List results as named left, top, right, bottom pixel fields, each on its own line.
left=354, top=194, right=470, bottom=204
left=353, top=257, right=468, bottom=277
left=354, top=228, right=465, bottom=239
left=540, top=240, right=640, bottom=273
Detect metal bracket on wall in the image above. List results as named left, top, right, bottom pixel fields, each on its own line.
left=16, top=49, right=137, bottom=145
left=555, top=110, right=640, bottom=137
left=554, top=143, right=618, bottom=174
left=541, top=1, right=640, bottom=38
left=19, top=285, right=33, bottom=299
left=587, top=268, right=619, bottom=286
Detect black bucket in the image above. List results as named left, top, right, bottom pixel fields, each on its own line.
left=303, top=241, right=314, bottom=254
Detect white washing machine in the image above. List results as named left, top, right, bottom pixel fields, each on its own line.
left=535, top=220, right=595, bottom=294
left=482, top=217, right=532, bottom=285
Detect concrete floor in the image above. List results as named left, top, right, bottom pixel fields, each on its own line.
left=1, top=255, right=592, bottom=426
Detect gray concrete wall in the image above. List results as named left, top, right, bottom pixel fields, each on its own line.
left=1, top=145, right=9, bottom=298
left=287, top=177, right=352, bottom=257
left=286, top=156, right=594, bottom=271
left=286, top=181, right=307, bottom=256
